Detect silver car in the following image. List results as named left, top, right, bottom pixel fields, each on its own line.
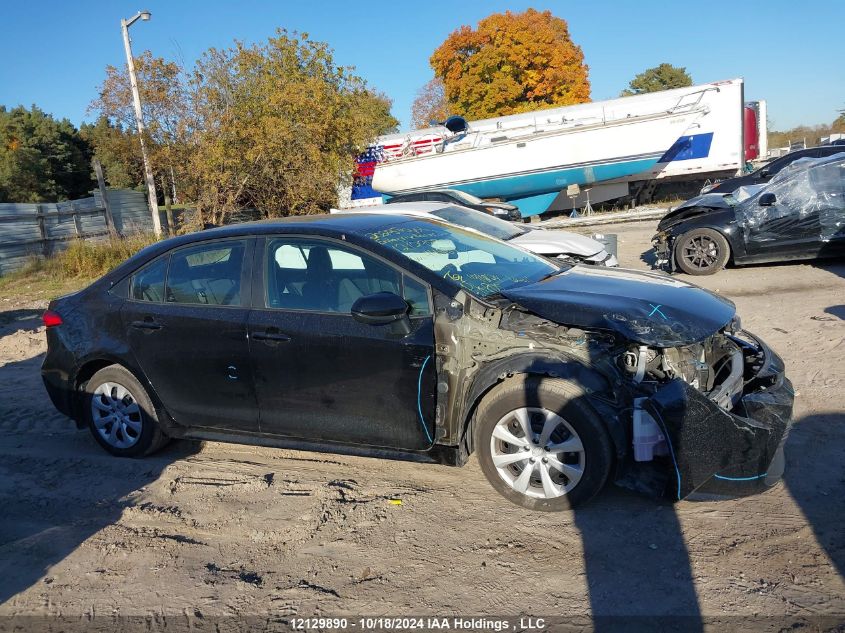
left=333, top=202, right=618, bottom=266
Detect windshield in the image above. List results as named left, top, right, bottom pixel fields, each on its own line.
left=447, top=189, right=484, bottom=205
left=430, top=206, right=525, bottom=241
left=366, top=219, right=558, bottom=298
left=728, top=185, right=763, bottom=203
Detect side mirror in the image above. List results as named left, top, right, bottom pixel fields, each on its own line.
left=759, top=168, right=770, bottom=178
left=351, top=292, right=409, bottom=325
left=758, top=192, right=776, bottom=207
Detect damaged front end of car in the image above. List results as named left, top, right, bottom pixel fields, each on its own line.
left=431, top=268, right=793, bottom=502
left=652, top=230, right=675, bottom=271
left=614, top=325, right=793, bottom=500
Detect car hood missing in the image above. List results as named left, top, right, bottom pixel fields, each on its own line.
left=500, top=266, right=736, bottom=346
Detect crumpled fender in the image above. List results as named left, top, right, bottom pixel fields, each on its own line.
left=458, top=352, right=628, bottom=457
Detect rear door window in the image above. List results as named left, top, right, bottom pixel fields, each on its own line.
left=165, top=240, right=247, bottom=306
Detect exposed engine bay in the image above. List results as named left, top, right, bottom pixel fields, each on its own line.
left=620, top=330, right=746, bottom=411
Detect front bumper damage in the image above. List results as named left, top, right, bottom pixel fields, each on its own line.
left=651, top=232, right=675, bottom=271
left=635, top=332, right=793, bottom=500
left=579, top=249, right=619, bottom=267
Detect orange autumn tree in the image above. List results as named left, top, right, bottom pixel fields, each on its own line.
left=430, top=9, right=590, bottom=120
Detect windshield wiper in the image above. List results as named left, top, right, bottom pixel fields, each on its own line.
left=538, top=269, right=564, bottom=282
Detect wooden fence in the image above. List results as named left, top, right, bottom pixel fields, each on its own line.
left=0, top=189, right=159, bottom=276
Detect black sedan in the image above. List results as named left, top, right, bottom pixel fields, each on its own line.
left=42, top=213, right=792, bottom=510
left=385, top=188, right=522, bottom=221
left=654, top=153, right=845, bottom=275
left=702, top=145, right=845, bottom=194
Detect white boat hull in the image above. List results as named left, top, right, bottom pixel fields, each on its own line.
left=374, top=109, right=700, bottom=199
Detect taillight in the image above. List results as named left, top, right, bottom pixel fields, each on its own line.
left=42, top=310, right=63, bottom=328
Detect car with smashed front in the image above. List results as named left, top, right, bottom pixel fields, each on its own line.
left=42, top=213, right=793, bottom=510
left=654, top=153, right=845, bottom=275
left=333, top=201, right=619, bottom=266
left=385, top=189, right=522, bottom=221
left=700, top=144, right=845, bottom=194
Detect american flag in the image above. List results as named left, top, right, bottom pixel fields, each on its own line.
left=351, top=135, right=443, bottom=200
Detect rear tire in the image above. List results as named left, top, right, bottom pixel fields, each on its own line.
left=82, top=365, right=169, bottom=457
left=674, top=228, right=730, bottom=275
left=474, top=376, right=613, bottom=511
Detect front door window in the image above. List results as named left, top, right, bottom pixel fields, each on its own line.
left=265, top=238, right=430, bottom=314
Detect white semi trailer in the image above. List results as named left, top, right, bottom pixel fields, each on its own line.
left=546, top=78, right=767, bottom=211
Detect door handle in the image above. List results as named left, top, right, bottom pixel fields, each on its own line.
left=252, top=330, right=291, bottom=342
left=130, top=319, right=162, bottom=331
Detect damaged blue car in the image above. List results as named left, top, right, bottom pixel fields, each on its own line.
left=41, top=213, right=793, bottom=510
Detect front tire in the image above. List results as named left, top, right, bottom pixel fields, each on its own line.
left=674, top=228, right=730, bottom=275
left=83, top=365, right=169, bottom=457
left=474, top=376, right=613, bottom=511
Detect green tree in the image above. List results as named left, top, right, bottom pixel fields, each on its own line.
left=0, top=105, right=93, bottom=203
left=88, top=52, right=190, bottom=200
left=79, top=116, right=142, bottom=189
left=189, top=30, right=397, bottom=223
left=430, top=9, right=590, bottom=120
left=621, top=63, right=693, bottom=96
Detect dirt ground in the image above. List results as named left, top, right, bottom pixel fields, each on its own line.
left=0, top=218, right=843, bottom=630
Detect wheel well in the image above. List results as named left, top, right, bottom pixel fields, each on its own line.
left=68, top=359, right=117, bottom=425
left=460, top=367, right=625, bottom=462
left=74, top=359, right=117, bottom=391
left=459, top=376, right=503, bottom=457
left=460, top=369, right=598, bottom=456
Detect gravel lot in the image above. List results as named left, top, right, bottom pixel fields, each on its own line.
left=0, top=218, right=843, bottom=629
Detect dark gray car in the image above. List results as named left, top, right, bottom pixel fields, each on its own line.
left=703, top=145, right=845, bottom=194
left=42, top=213, right=792, bottom=511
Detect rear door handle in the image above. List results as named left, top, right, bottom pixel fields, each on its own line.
left=252, top=331, right=291, bottom=342
left=130, top=319, right=162, bottom=331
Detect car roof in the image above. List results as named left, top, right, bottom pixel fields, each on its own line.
left=102, top=212, right=443, bottom=283
left=337, top=201, right=445, bottom=215
left=782, top=146, right=843, bottom=159
left=773, top=151, right=845, bottom=179
left=200, top=211, right=426, bottom=237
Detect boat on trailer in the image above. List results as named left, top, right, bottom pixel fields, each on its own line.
left=352, top=87, right=716, bottom=216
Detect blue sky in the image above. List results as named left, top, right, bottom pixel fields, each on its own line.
left=1, top=0, right=842, bottom=132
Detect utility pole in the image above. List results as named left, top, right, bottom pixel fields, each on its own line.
left=121, top=10, right=161, bottom=237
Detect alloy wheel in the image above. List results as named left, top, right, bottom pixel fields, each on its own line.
left=490, top=407, right=585, bottom=499
left=682, top=235, right=719, bottom=270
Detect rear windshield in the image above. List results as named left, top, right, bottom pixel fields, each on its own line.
left=430, top=206, right=524, bottom=241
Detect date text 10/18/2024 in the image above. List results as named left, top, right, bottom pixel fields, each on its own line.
left=291, top=617, right=547, bottom=631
